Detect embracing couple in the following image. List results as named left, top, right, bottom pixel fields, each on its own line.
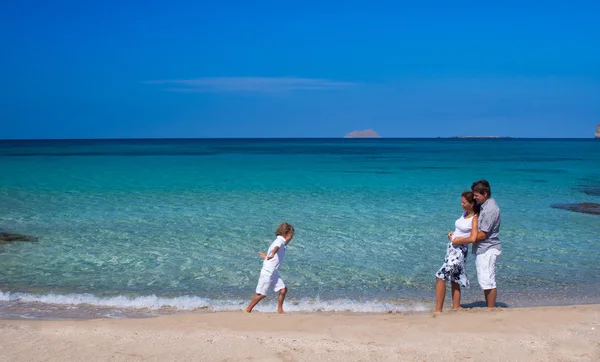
left=434, top=179, right=502, bottom=312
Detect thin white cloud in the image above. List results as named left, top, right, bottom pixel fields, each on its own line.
left=145, top=77, right=354, bottom=93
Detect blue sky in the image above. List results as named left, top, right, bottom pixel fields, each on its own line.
left=1, top=1, right=599, bottom=138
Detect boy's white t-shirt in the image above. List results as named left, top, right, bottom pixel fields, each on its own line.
left=262, top=236, right=287, bottom=273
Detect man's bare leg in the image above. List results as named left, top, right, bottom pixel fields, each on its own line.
left=484, top=288, right=497, bottom=308
left=277, top=287, right=288, bottom=314
left=245, top=294, right=265, bottom=313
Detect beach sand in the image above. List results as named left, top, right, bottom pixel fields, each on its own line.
left=1, top=304, right=599, bottom=361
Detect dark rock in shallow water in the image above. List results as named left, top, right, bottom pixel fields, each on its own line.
left=574, top=176, right=600, bottom=196
left=582, top=187, right=600, bottom=196
left=571, top=185, right=600, bottom=196
left=551, top=203, right=600, bottom=216
left=0, top=232, right=39, bottom=243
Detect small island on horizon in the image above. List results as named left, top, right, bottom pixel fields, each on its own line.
left=344, top=129, right=381, bottom=138
left=451, top=136, right=512, bottom=139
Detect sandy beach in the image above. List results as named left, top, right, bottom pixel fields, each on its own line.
left=1, top=304, right=598, bottom=361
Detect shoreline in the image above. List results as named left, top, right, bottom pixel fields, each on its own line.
left=2, top=297, right=600, bottom=320
left=3, top=285, right=600, bottom=320
left=2, top=304, right=598, bottom=361
left=3, top=291, right=600, bottom=320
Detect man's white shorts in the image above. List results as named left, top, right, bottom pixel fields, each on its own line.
left=475, top=249, right=501, bottom=290
left=255, top=269, right=286, bottom=295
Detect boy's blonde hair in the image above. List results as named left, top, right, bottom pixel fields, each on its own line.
left=275, top=222, right=294, bottom=237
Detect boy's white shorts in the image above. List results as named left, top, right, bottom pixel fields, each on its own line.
left=255, top=270, right=285, bottom=295
left=475, top=249, right=501, bottom=290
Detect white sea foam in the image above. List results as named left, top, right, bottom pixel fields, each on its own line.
left=0, top=290, right=429, bottom=314
left=0, top=291, right=215, bottom=311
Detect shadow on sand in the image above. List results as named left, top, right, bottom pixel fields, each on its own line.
left=461, top=301, right=510, bottom=309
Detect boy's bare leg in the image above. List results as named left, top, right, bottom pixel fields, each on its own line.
left=245, top=294, right=265, bottom=313
left=484, top=288, right=497, bottom=308
left=451, top=282, right=461, bottom=310
left=277, top=287, right=288, bottom=314
left=434, top=278, right=446, bottom=312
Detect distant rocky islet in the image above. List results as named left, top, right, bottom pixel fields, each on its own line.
left=344, top=129, right=381, bottom=138
left=343, top=123, right=600, bottom=138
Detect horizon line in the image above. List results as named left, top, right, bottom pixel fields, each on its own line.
left=1, top=137, right=598, bottom=141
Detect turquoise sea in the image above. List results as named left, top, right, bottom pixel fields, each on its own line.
left=1, top=139, right=599, bottom=318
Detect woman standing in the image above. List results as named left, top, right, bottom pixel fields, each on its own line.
left=434, top=191, right=480, bottom=312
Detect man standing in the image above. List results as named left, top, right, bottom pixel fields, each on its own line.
left=471, top=180, right=502, bottom=308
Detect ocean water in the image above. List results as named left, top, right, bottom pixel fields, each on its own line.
left=0, top=138, right=599, bottom=318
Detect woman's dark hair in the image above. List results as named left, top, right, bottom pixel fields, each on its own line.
left=471, top=179, right=491, bottom=197
left=462, top=191, right=481, bottom=214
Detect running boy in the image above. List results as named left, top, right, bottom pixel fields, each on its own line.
left=245, top=222, right=295, bottom=314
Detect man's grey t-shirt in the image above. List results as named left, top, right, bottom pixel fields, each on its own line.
left=473, top=197, right=502, bottom=255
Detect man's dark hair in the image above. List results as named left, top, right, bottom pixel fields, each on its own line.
left=471, top=179, right=491, bottom=197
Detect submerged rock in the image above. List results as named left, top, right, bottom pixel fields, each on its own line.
left=551, top=203, right=600, bottom=216
left=572, top=185, right=600, bottom=196
left=0, top=232, right=39, bottom=243
left=582, top=188, right=600, bottom=196
left=581, top=187, right=600, bottom=196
